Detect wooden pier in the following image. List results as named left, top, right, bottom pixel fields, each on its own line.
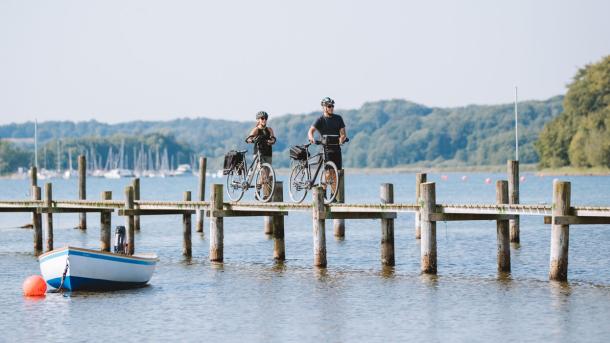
left=2, top=156, right=610, bottom=282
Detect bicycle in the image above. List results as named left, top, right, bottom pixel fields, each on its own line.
left=224, top=135, right=276, bottom=202
left=288, top=135, right=348, bottom=204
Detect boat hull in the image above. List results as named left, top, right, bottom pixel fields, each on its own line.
left=39, top=247, right=158, bottom=291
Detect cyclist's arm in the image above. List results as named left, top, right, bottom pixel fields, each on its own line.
left=246, top=127, right=258, bottom=143
left=267, top=127, right=277, bottom=145
left=339, top=127, right=347, bottom=144
left=308, top=126, right=317, bottom=144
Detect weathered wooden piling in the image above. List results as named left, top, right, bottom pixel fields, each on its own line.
left=496, top=180, right=510, bottom=272
left=33, top=186, right=42, bottom=252
left=273, top=182, right=285, bottom=261
left=78, top=155, right=87, bottom=230
left=508, top=160, right=520, bottom=243
left=420, top=182, right=437, bottom=274
left=30, top=166, right=37, bottom=228
left=183, top=191, right=192, bottom=257
left=415, top=173, right=427, bottom=239
left=209, top=184, right=224, bottom=262
left=333, top=169, right=345, bottom=238
left=133, top=178, right=141, bottom=231
left=312, top=187, right=327, bottom=267
left=550, top=180, right=570, bottom=281
left=124, top=186, right=135, bottom=255
left=44, top=183, right=53, bottom=252
left=380, top=183, right=395, bottom=266
left=196, top=156, right=207, bottom=233
left=100, top=191, right=112, bottom=252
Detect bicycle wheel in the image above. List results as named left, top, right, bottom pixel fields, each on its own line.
left=289, top=162, right=309, bottom=203
left=319, top=161, right=339, bottom=204
left=226, top=167, right=246, bottom=202
left=254, top=163, right=276, bottom=202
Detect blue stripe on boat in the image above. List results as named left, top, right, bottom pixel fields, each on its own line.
left=47, top=276, right=149, bottom=291
left=39, top=249, right=156, bottom=265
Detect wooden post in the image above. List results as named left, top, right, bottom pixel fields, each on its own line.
left=196, top=156, right=207, bottom=233
left=124, top=186, right=135, bottom=255
left=333, top=169, right=345, bottom=238
left=100, top=191, right=112, bottom=252
left=496, top=181, right=510, bottom=272
left=44, top=183, right=53, bottom=252
left=415, top=173, right=427, bottom=239
left=264, top=215, right=273, bottom=235
left=30, top=166, right=37, bottom=228
left=508, top=160, right=520, bottom=243
left=550, top=180, right=570, bottom=281
left=420, top=182, right=437, bottom=274
left=380, top=183, right=395, bottom=266
left=273, top=182, right=285, bottom=261
left=33, top=186, right=42, bottom=253
left=209, top=184, right=224, bottom=262
left=30, top=166, right=38, bottom=187
left=132, top=178, right=141, bottom=231
left=312, top=187, right=327, bottom=267
left=78, top=154, right=87, bottom=230
left=183, top=191, right=192, bottom=257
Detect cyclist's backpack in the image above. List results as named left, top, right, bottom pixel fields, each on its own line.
left=289, top=145, right=308, bottom=160
left=223, top=150, right=243, bottom=174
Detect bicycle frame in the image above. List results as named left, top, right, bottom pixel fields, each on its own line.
left=240, top=150, right=262, bottom=189
left=301, top=145, right=329, bottom=188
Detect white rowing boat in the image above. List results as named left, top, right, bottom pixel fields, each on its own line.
left=39, top=246, right=158, bottom=291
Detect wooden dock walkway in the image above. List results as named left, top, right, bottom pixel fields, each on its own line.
left=2, top=157, right=610, bottom=282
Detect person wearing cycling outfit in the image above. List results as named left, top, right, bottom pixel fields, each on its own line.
left=247, top=111, right=276, bottom=165
left=308, top=97, right=347, bottom=170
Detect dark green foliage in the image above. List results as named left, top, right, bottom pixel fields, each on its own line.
left=0, top=140, right=31, bottom=174
left=536, top=55, right=610, bottom=168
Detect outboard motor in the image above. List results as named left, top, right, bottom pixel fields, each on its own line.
left=114, top=225, right=126, bottom=254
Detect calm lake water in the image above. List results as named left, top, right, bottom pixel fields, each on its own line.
left=1, top=172, right=610, bottom=342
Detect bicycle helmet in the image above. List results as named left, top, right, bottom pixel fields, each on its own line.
left=256, top=111, right=269, bottom=120
left=321, top=97, right=335, bottom=107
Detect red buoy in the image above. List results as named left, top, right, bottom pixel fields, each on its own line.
left=23, top=275, right=47, bottom=296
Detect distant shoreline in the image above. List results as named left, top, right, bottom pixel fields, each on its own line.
left=2, top=164, right=609, bottom=179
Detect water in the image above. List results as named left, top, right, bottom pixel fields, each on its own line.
left=1, top=172, right=610, bottom=342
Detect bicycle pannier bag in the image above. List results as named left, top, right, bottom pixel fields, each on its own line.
left=289, top=145, right=308, bottom=160
left=223, top=150, right=243, bottom=174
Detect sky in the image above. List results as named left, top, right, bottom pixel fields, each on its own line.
left=0, top=0, right=609, bottom=124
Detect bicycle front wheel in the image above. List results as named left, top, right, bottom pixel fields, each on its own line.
left=289, top=162, right=308, bottom=203
left=226, top=167, right=246, bottom=202
left=319, top=161, right=339, bottom=204
left=254, top=163, right=276, bottom=203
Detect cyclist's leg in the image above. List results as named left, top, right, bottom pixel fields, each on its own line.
left=325, top=150, right=341, bottom=194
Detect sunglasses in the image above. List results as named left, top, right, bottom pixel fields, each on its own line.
left=325, top=105, right=334, bottom=108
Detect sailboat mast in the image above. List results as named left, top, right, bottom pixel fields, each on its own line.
left=34, top=119, right=38, bottom=168
left=514, top=86, right=519, bottom=161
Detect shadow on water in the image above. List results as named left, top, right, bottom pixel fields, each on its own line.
left=497, top=271, right=513, bottom=284
left=549, top=280, right=573, bottom=309
left=380, top=265, right=395, bottom=279
left=420, top=273, right=439, bottom=288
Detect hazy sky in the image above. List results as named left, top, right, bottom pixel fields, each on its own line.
left=1, top=0, right=609, bottom=124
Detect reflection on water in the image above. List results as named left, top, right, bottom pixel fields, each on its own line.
left=1, top=173, right=610, bottom=341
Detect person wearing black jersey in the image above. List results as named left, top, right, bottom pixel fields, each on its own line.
left=308, top=97, right=347, bottom=170
left=246, top=111, right=276, bottom=165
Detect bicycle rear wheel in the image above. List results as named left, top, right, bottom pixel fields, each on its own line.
left=289, top=162, right=308, bottom=203
left=319, top=161, right=339, bottom=204
left=226, top=167, right=246, bottom=202
left=254, top=163, right=276, bottom=202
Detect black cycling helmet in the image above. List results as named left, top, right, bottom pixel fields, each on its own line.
left=256, top=111, right=269, bottom=120
left=321, top=97, right=335, bottom=107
